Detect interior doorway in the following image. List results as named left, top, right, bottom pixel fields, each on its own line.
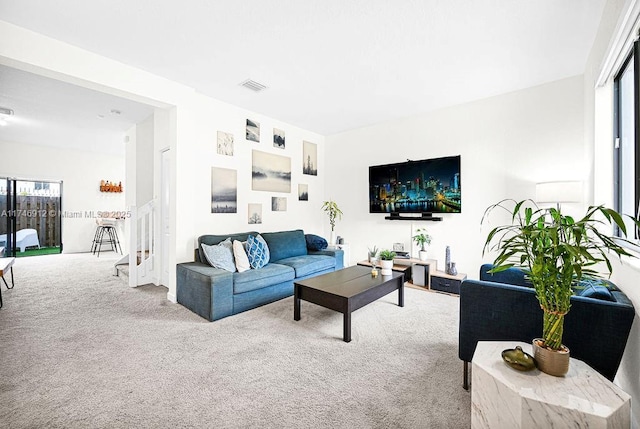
left=0, top=178, right=62, bottom=257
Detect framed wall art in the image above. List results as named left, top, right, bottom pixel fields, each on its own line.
left=298, top=184, right=308, bottom=201
left=217, top=131, right=234, bottom=156
left=303, top=141, right=318, bottom=176
left=252, top=150, right=291, bottom=193
left=211, top=167, right=237, bottom=213
left=273, top=128, right=285, bottom=149
left=248, top=203, right=262, bottom=224
left=246, top=119, right=260, bottom=142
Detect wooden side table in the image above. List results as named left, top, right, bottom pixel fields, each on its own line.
left=471, top=341, right=631, bottom=428
left=430, top=270, right=466, bottom=294
left=393, top=258, right=437, bottom=287
left=357, top=259, right=412, bottom=281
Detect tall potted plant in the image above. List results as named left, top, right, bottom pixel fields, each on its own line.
left=322, top=200, right=343, bottom=245
left=482, top=199, right=638, bottom=376
left=412, top=228, right=432, bottom=261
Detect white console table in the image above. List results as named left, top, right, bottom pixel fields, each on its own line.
left=327, top=244, right=351, bottom=266
left=472, top=341, right=631, bottom=429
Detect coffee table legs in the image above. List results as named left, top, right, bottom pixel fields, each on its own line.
left=294, top=277, right=403, bottom=342
left=294, top=285, right=301, bottom=321
left=343, top=313, right=351, bottom=343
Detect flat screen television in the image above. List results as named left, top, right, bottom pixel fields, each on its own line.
left=369, top=155, right=461, bottom=214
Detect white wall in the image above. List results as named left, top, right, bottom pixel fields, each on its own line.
left=179, top=91, right=326, bottom=241
left=585, top=0, right=640, bottom=426
left=325, top=75, right=585, bottom=270
left=0, top=140, right=126, bottom=253
left=136, top=114, right=154, bottom=207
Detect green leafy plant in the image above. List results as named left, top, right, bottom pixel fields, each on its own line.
left=412, top=228, right=432, bottom=251
left=321, top=200, right=343, bottom=232
left=368, top=245, right=379, bottom=258
left=482, top=199, right=639, bottom=351
left=379, top=249, right=396, bottom=261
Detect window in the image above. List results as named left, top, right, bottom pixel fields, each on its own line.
left=614, top=41, right=640, bottom=243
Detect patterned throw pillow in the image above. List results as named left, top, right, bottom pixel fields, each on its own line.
left=246, top=234, right=270, bottom=269
left=233, top=240, right=251, bottom=273
left=201, top=238, right=236, bottom=272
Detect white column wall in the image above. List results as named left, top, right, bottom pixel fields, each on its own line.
left=136, top=114, right=155, bottom=207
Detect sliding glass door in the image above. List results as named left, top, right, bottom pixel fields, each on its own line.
left=0, top=178, right=17, bottom=257
left=0, top=178, right=62, bottom=257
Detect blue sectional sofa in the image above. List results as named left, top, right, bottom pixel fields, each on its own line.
left=176, top=229, right=344, bottom=321
left=459, top=264, right=635, bottom=389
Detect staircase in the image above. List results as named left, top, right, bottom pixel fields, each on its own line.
left=114, top=201, right=157, bottom=287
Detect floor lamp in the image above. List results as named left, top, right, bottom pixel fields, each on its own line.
left=535, top=181, right=583, bottom=210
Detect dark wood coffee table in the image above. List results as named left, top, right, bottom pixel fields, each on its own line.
left=294, top=265, right=404, bottom=342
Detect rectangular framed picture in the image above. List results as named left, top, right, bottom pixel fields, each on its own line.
left=246, top=119, right=260, bottom=142
left=211, top=167, right=237, bottom=213
left=273, top=128, right=285, bottom=149
left=252, top=150, right=291, bottom=193
left=271, top=197, right=287, bottom=211
left=303, top=141, right=318, bottom=176
left=217, top=131, right=234, bottom=156
left=248, top=203, right=262, bottom=224
left=298, top=184, right=308, bottom=201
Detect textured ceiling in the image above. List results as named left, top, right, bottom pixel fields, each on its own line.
left=0, top=0, right=607, bottom=146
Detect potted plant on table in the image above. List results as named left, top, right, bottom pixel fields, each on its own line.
left=368, top=245, right=379, bottom=263
left=322, top=200, right=343, bottom=245
left=412, top=228, right=432, bottom=261
left=482, top=199, right=638, bottom=376
left=378, top=249, right=396, bottom=276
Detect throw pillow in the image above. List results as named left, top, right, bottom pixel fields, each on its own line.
left=305, top=234, right=328, bottom=251
left=246, top=234, right=270, bottom=269
left=201, top=238, right=236, bottom=272
left=233, top=240, right=251, bottom=273
left=577, top=284, right=615, bottom=302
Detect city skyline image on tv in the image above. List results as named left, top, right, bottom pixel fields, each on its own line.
left=369, top=155, right=461, bottom=214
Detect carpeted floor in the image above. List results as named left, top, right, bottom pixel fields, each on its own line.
left=0, top=253, right=471, bottom=428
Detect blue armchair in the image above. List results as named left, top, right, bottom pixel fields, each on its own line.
left=458, top=264, right=635, bottom=389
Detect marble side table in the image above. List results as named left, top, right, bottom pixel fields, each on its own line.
left=471, top=341, right=631, bottom=429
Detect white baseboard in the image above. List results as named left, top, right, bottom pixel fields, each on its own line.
left=167, top=292, right=177, bottom=303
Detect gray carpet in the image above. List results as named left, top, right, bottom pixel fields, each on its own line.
left=0, top=253, right=471, bottom=428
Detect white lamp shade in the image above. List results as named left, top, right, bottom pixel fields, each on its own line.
left=535, top=181, right=583, bottom=204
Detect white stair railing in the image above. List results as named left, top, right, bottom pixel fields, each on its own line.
left=128, top=200, right=157, bottom=287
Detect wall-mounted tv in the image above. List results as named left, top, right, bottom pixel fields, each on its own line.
left=369, top=155, right=461, bottom=214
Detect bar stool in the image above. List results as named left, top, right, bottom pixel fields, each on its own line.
left=92, top=218, right=122, bottom=257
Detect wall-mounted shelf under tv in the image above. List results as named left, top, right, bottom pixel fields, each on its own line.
left=384, top=212, right=443, bottom=221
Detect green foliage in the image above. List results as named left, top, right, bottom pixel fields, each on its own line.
left=322, top=200, right=343, bottom=231
left=482, top=199, right=639, bottom=350
left=379, top=249, right=396, bottom=260
left=412, top=228, right=432, bottom=251
left=368, top=245, right=379, bottom=257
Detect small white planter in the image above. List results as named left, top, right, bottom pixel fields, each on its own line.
left=418, top=250, right=428, bottom=261
left=380, top=259, right=394, bottom=275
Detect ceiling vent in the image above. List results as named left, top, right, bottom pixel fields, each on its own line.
left=240, top=79, right=267, bottom=92
left=0, top=107, right=14, bottom=116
